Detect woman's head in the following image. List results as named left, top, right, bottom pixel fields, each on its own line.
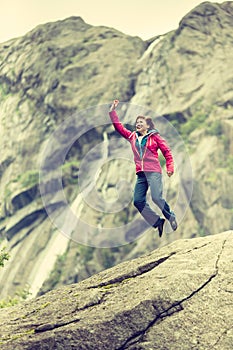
left=135, top=116, right=155, bottom=134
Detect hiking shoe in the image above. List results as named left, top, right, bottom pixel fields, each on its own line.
left=169, top=213, right=177, bottom=231
left=158, top=218, right=165, bottom=237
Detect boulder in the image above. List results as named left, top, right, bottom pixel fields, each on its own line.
left=0, top=231, right=232, bottom=349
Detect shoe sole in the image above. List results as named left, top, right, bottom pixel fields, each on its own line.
left=158, top=219, right=165, bottom=237
left=170, top=219, right=177, bottom=231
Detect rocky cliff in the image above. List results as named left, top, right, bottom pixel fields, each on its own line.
left=0, top=231, right=232, bottom=349
left=0, top=2, right=233, bottom=299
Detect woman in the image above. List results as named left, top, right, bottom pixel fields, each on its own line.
left=109, top=99, right=177, bottom=237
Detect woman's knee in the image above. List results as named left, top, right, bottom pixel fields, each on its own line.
left=133, top=199, right=145, bottom=212
left=151, top=195, right=163, bottom=206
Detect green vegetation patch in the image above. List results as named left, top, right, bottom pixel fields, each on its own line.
left=0, top=287, right=31, bottom=309
left=16, top=170, right=39, bottom=188
left=226, top=155, right=233, bottom=174
left=206, top=120, right=222, bottom=136
left=78, top=245, right=95, bottom=264
left=61, top=160, right=79, bottom=186
left=0, top=329, right=35, bottom=345
left=180, top=112, right=207, bottom=138
left=0, top=247, right=9, bottom=268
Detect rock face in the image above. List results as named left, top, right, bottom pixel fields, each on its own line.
left=132, top=1, right=233, bottom=113
left=131, top=0, right=233, bottom=236
left=0, top=231, right=232, bottom=349
left=0, top=2, right=233, bottom=298
left=0, top=16, right=146, bottom=298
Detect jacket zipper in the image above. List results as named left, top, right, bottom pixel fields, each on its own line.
left=141, top=147, right=148, bottom=171
left=136, top=134, right=152, bottom=171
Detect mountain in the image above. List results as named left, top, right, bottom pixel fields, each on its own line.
left=0, top=1, right=233, bottom=299
left=0, top=231, right=232, bottom=349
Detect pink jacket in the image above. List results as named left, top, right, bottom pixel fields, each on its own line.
left=109, top=110, right=174, bottom=174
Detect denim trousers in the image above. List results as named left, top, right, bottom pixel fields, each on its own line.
left=133, top=171, right=172, bottom=227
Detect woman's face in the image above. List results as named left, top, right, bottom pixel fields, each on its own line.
left=136, top=118, right=149, bottom=134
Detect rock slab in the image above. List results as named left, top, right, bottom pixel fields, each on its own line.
left=0, top=231, right=232, bottom=349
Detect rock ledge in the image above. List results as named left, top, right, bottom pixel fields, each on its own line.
left=0, top=231, right=232, bottom=349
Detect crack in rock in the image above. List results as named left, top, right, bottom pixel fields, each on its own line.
left=74, top=291, right=106, bottom=312
left=89, top=253, right=176, bottom=289
left=34, top=291, right=106, bottom=334
left=211, top=326, right=233, bottom=349
left=35, top=317, right=81, bottom=333
left=180, top=242, right=211, bottom=255
left=117, top=239, right=227, bottom=349
left=0, top=235, right=231, bottom=349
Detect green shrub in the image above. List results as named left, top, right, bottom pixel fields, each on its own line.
left=0, top=247, right=9, bottom=267
left=199, top=228, right=207, bottom=237
left=7, top=170, right=39, bottom=191
left=62, top=160, right=80, bottom=171
left=0, top=287, right=31, bottom=308
left=78, top=245, right=94, bottom=263
left=62, top=160, right=79, bottom=186
left=100, top=249, right=115, bottom=269
left=206, top=120, right=222, bottom=136
left=180, top=112, right=206, bottom=137
left=18, top=170, right=39, bottom=188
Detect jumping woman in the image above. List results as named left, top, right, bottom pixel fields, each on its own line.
left=109, top=99, right=177, bottom=238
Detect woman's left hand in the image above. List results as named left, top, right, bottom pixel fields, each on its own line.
left=167, top=171, right=174, bottom=177
left=109, top=99, right=119, bottom=111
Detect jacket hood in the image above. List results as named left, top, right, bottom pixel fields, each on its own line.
left=136, top=129, right=159, bottom=137
left=148, top=128, right=159, bottom=135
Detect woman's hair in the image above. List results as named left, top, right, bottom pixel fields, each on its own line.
left=135, top=116, right=155, bottom=130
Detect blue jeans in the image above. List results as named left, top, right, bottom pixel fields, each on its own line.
left=133, top=171, right=172, bottom=227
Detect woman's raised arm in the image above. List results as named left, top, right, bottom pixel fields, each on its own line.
left=109, top=100, right=133, bottom=140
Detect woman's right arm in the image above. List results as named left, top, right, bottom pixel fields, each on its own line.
left=109, top=100, right=133, bottom=140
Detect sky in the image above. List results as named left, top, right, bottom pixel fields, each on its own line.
left=0, top=0, right=222, bottom=44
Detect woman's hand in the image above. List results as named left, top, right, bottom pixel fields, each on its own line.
left=109, top=99, right=119, bottom=111
left=167, top=171, right=174, bottom=177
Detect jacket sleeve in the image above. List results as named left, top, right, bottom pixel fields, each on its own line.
left=155, top=134, right=174, bottom=173
left=109, top=110, right=133, bottom=140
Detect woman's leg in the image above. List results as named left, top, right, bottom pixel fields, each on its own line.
left=146, top=172, right=177, bottom=230
left=133, top=172, right=161, bottom=227
left=146, top=172, right=174, bottom=220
